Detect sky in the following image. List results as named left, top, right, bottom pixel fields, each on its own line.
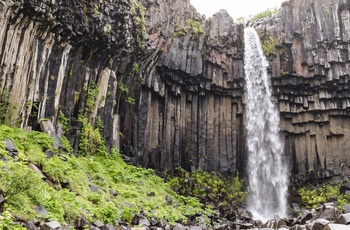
left=189, top=0, right=285, bottom=19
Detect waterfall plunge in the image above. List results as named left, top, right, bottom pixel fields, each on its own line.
left=244, top=27, right=289, bottom=221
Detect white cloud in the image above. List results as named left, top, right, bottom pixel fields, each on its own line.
left=190, top=0, right=285, bottom=19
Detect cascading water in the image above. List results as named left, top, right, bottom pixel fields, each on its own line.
left=243, top=27, right=289, bottom=221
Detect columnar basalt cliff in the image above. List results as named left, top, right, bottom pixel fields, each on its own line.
left=0, top=0, right=349, bottom=181
left=254, top=0, right=350, bottom=182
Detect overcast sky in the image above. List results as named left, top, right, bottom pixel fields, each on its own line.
left=189, top=0, right=285, bottom=19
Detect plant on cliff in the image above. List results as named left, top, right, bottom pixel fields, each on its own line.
left=259, top=29, right=284, bottom=57
left=0, top=125, right=214, bottom=226
left=250, top=7, right=279, bottom=22
left=174, top=19, right=204, bottom=37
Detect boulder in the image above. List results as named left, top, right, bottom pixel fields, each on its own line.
left=33, top=205, right=48, bottom=216
left=92, top=220, right=104, bottom=228
left=306, top=218, right=329, bottom=230
left=0, top=191, right=4, bottom=205
left=335, top=213, right=350, bottom=225
left=165, top=195, right=172, bottom=204
left=324, top=224, right=350, bottom=230
left=43, top=221, right=62, bottom=230
left=5, top=138, right=18, bottom=158
left=139, top=218, right=151, bottom=227
left=343, top=204, right=350, bottom=214
left=316, top=205, right=340, bottom=221
left=28, top=163, right=46, bottom=179
left=73, top=217, right=89, bottom=228
left=173, top=223, right=189, bottom=230
left=100, top=224, right=117, bottom=230
left=39, top=119, right=63, bottom=149
left=296, top=210, right=314, bottom=224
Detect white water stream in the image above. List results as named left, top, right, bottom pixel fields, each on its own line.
left=244, top=27, right=289, bottom=221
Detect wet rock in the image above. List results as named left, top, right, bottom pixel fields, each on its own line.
left=263, top=219, right=277, bottom=229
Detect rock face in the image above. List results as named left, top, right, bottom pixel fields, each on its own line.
left=0, top=0, right=144, bottom=151
left=0, top=0, right=349, bottom=180
left=253, top=0, right=350, bottom=181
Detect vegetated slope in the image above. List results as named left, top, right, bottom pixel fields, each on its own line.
left=0, top=125, right=213, bottom=227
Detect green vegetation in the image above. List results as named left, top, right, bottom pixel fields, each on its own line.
left=0, top=125, right=213, bottom=226
left=259, top=29, right=284, bottom=57
left=234, top=7, right=279, bottom=24
left=322, top=4, right=331, bottom=16
left=77, top=115, right=107, bottom=156
left=167, top=168, right=246, bottom=209
left=118, top=83, right=129, bottom=94
left=82, top=82, right=99, bottom=114
left=174, top=19, right=204, bottom=37
left=0, top=211, right=25, bottom=230
left=298, top=183, right=350, bottom=210
left=126, top=97, right=136, bottom=107
left=250, top=8, right=279, bottom=22
left=130, top=0, right=147, bottom=47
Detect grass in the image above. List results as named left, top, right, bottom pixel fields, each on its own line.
left=0, top=125, right=213, bottom=226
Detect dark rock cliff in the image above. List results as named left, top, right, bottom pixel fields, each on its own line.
left=254, top=0, right=350, bottom=182
left=0, top=0, right=349, bottom=181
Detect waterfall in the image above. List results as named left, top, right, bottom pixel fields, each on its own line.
left=243, top=27, right=289, bottom=221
